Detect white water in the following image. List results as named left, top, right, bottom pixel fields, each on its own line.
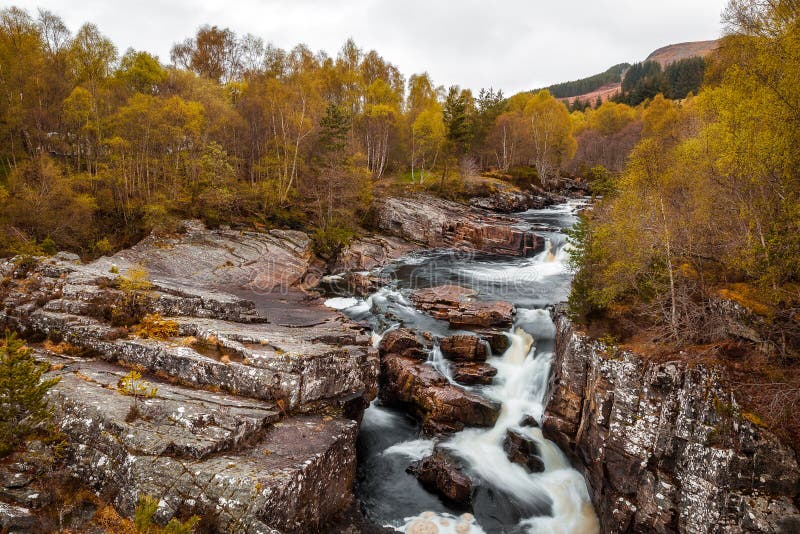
left=351, top=201, right=598, bottom=533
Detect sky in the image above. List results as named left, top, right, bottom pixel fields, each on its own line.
left=17, top=0, right=729, bottom=94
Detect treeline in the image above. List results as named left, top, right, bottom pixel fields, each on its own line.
left=569, top=0, right=800, bottom=358
left=546, top=63, right=629, bottom=99
left=613, top=57, right=706, bottom=105
left=0, top=6, right=584, bottom=259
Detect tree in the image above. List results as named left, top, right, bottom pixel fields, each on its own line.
left=442, top=85, right=474, bottom=155
left=411, top=102, right=446, bottom=183
left=524, top=90, right=575, bottom=186
left=170, top=25, right=240, bottom=83
left=116, top=49, right=166, bottom=94
left=0, top=332, right=61, bottom=457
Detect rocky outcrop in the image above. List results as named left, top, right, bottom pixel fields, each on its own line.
left=543, top=309, right=800, bottom=533
left=411, top=285, right=515, bottom=329
left=332, top=235, right=418, bottom=273
left=407, top=451, right=473, bottom=505
left=0, top=223, right=381, bottom=532
left=42, top=354, right=357, bottom=533
left=375, top=195, right=542, bottom=257
left=469, top=187, right=563, bottom=214
left=503, top=430, right=544, bottom=473
left=379, top=354, right=500, bottom=434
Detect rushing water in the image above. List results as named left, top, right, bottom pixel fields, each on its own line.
left=327, top=199, right=598, bottom=534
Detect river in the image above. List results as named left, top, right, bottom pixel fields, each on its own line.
left=325, top=199, right=599, bottom=534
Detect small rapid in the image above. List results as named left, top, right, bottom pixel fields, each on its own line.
left=327, top=199, right=598, bottom=533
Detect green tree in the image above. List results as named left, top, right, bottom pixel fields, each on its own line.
left=0, top=332, right=61, bottom=457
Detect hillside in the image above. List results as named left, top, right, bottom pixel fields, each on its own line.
left=553, top=39, right=719, bottom=105
left=645, top=39, right=719, bottom=67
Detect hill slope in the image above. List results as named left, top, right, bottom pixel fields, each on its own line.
left=549, top=39, right=719, bottom=105
left=645, top=39, right=719, bottom=67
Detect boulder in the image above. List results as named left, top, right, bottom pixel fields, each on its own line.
left=378, top=328, right=429, bottom=360
left=408, top=451, right=472, bottom=505
left=503, top=430, right=545, bottom=473
left=439, top=335, right=488, bottom=361
left=411, top=285, right=514, bottom=329
left=452, top=363, right=497, bottom=385
left=380, top=354, right=500, bottom=434
left=520, top=415, right=539, bottom=428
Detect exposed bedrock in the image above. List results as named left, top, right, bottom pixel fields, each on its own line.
left=0, top=224, right=382, bottom=532
left=411, top=285, right=515, bottom=329
left=374, top=194, right=543, bottom=257
left=543, top=308, right=800, bottom=533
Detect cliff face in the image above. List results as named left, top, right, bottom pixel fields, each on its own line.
left=543, top=311, right=800, bottom=533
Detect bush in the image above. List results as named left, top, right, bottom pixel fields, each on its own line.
left=135, top=314, right=179, bottom=340
left=39, top=237, right=57, bottom=256
left=311, top=225, right=354, bottom=259
left=134, top=494, right=200, bottom=534
left=0, top=332, right=61, bottom=457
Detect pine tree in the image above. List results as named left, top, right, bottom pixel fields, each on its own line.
left=0, top=332, right=61, bottom=457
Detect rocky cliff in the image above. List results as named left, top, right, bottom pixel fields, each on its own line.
left=543, top=309, right=800, bottom=533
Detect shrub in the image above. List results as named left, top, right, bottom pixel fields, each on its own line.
left=0, top=332, right=61, bottom=457
left=311, top=225, right=354, bottom=259
left=39, top=237, right=57, bottom=256
left=118, top=370, right=158, bottom=400
left=134, top=495, right=200, bottom=534
left=135, top=314, right=179, bottom=340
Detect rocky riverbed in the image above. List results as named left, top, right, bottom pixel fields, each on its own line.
left=2, top=188, right=797, bottom=533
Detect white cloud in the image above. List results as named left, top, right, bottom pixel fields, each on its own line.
left=18, top=0, right=728, bottom=94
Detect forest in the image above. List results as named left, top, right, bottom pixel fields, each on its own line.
left=0, top=2, right=797, bottom=360
left=567, top=0, right=800, bottom=450
left=0, top=6, right=585, bottom=259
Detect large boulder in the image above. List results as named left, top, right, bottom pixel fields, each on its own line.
left=411, top=286, right=514, bottom=329
left=380, top=354, right=500, bottom=434
left=407, top=451, right=473, bottom=505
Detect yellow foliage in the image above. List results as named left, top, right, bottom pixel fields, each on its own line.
left=135, top=313, right=179, bottom=340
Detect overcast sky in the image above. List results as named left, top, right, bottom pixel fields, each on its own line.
left=18, top=0, right=729, bottom=94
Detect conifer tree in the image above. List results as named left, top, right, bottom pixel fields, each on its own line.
left=0, top=332, right=61, bottom=457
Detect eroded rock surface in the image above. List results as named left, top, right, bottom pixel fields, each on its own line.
left=0, top=224, right=381, bottom=532
left=451, top=362, right=497, bottom=386
left=543, top=308, right=800, bottom=533
left=439, top=335, right=488, bottom=361
left=375, top=195, right=542, bottom=257
left=379, top=354, right=500, bottom=434
left=411, top=285, right=515, bottom=329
